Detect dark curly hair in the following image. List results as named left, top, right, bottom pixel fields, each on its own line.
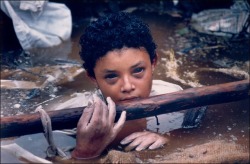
left=79, top=12, right=157, bottom=78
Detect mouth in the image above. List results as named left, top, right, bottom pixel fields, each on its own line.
left=120, top=97, right=139, bottom=102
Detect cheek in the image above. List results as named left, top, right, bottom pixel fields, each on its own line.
left=139, top=81, right=152, bottom=97
left=98, top=84, right=120, bottom=102
left=137, top=72, right=153, bottom=97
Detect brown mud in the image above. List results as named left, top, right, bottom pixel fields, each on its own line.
left=1, top=5, right=249, bottom=163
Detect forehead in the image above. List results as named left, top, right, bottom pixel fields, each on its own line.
left=95, top=47, right=151, bottom=71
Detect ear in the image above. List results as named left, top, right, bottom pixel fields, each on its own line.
left=152, top=53, right=158, bottom=72
left=87, top=72, right=98, bottom=87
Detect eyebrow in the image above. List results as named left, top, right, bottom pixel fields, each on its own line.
left=103, top=70, right=116, bottom=74
left=131, top=61, right=144, bottom=69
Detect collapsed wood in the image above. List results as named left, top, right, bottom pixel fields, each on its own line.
left=1, top=80, right=249, bottom=138
left=0, top=65, right=85, bottom=90
left=0, top=80, right=41, bottom=89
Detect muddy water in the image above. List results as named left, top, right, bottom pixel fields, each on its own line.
left=1, top=11, right=249, bottom=163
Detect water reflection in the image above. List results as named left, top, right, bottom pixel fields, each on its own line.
left=146, top=112, right=184, bottom=133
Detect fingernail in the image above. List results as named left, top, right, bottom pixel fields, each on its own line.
left=149, top=146, right=153, bottom=150
left=106, top=97, right=110, bottom=103
left=120, top=140, right=127, bottom=145
left=136, top=147, right=143, bottom=151
left=88, top=100, right=93, bottom=106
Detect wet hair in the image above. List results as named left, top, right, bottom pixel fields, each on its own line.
left=79, top=12, right=157, bottom=78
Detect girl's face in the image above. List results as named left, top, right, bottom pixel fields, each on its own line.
left=92, top=47, right=157, bottom=103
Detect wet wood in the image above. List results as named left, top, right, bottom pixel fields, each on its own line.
left=1, top=80, right=249, bottom=138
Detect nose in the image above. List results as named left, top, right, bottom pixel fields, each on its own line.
left=121, top=76, right=135, bottom=93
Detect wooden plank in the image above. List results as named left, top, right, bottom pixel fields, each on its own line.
left=1, top=79, right=249, bottom=138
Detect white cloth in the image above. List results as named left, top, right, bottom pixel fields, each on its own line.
left=190, top=0, right=250, bottom=37
left=149, top=80, right=183, bottom=96
left=0, top=0, right=72, bottom=50
left=19, top=1, right=47, bottom=12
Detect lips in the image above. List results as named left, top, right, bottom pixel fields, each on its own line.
left=120, top=97, right=139, bottom=101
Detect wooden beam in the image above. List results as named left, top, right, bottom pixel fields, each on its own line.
left=1, top=80, right=249, bottom=138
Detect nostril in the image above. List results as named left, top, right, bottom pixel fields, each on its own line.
left=121, top=84, right=133, bottom=92
left=123, top=83, right=132, bottom=90
left=121, top=77, right=135, bottom=92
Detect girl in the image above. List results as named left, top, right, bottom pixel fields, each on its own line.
left=69, top=12, right=182, bottom=159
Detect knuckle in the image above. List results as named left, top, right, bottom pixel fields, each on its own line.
left=92, top=119, right=100, bottom=126
left=102, top=121, right=109, bottom=129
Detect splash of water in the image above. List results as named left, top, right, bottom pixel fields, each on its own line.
left=161, top=49, right=202, bottom=88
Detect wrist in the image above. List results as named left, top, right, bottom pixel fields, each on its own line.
left=71, top=147, right=100, bottom=160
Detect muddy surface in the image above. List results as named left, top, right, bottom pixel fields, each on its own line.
left=1, top=5, right=249, bottom=163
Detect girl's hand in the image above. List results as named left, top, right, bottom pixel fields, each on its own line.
left=72, top=95, right=126, bottom=159
left=120, top=131, right=168, bottom=151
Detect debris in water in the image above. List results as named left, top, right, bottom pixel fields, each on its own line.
left=1, top=80, right=40, bottom=89
left=230, top=135, right=238, bottom=141
left=13, top=104, right=21, bottom=109
left=199, top=67, right=249, bottom=80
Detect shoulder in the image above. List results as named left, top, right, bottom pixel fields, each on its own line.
left=150, top=80, right=183, bottom=96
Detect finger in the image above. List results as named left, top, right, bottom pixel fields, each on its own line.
left=113, top=111, right=126, bottom=134
left=101, top=97, right=110, bottom=123
left=120, top=131, right=146, bottom=145
left=88, top=94, right=94, bottom=105
left=148, top=137, right=167, bottom=150
left=124, top=138, right=143, bottom=152
left=135, top=138, right=154, bottom=151
left=77, top=104, right=94, bottom=128
left=89, top=95, right=103, bottom=126
left=107, top=97, right=116, bottom=123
